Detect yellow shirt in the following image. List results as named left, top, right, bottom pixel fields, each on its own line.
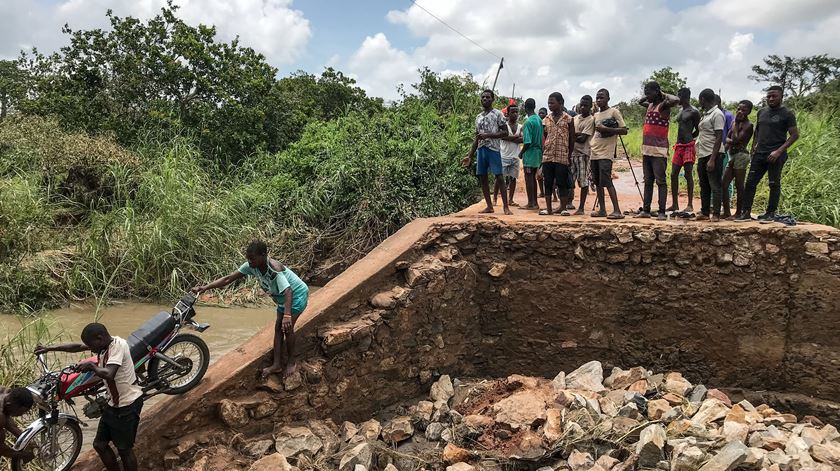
left=590, top=107, right=626, bottom=161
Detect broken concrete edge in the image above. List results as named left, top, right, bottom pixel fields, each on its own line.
left=72, top=217, right=441, bottom=470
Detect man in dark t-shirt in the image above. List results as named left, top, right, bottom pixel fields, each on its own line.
left=735, top=86, right=799, bottom=222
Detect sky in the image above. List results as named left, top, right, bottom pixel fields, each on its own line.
left=2, top=0, right=839, bottom=106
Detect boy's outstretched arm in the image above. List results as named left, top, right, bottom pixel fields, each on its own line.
left=192, top=270, right=245, bottom=294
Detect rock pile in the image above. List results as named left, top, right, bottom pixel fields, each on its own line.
left=189, top=361, right=840, bottom=471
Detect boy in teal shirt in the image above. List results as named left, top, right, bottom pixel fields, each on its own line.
left=519, top=98, right=543, bottom=210
left=192, top=240, right=309, bottom=378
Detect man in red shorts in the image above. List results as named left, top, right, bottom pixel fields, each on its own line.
left=668, top=87, right=700, bottom=212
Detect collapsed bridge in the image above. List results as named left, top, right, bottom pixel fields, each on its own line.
left=72, top=211, right=840, bottom=470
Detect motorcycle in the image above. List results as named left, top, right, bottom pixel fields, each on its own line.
left=10, top=292, right=211, bottom=471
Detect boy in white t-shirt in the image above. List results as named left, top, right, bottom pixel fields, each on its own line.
left=37, top=323, right=144, bottom=471
left=494, top=104, right=523, bottom=206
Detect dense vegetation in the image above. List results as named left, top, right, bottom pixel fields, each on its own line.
left=0, top=6, right=483, bottom=313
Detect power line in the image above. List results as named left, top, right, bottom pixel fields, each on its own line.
left=409, top=0, right=501, bottom=60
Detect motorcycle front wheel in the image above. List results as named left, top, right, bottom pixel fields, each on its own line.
left=11, top=420, right=83, bottom=471
left=148, top=333, right=210, bottom=395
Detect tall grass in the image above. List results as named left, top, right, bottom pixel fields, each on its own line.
left=0, top=317, right=66, bottom=387
left=0, top=105, right=478, bottom=312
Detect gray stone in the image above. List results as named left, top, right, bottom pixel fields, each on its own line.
left=670, top=445, right=705, bottom=471
left=565, top=360, right=605, bottom=392
left=381, top=416, right=414, bottom=444
left=339, top=443, right=373, bottom=471
left=689, top=384, right=708, bottom=403
left=357, top=419, right=381, bottom=441
left=698, top=441, right=748, bottom=471
left=426, top=422, right=445, bottom=441
left=218, top=399, right=249, bottom=428
left=567, top=449, right=594, bottom=471
left=248, top=453, right=293, bottom=471
left=243, top=439, right=274, bottom=458
left=274, top=426, right=323, bottom=459
left=637, top=424, right=667, bottom=467
left=431, top=375, right=455, bottom=403
left=488, top=262, right=507, bottom=278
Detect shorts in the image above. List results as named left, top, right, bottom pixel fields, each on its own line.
left=590, top=159, right=614, bottom=188
left=276, top=293, right=309, bottom=317
left=95, top=397, right=143, bottom=450
left=570, top=151, right=590, bottom=188
left=541, top=162, right=570, bottom=195
left=728, top=151, right=750, bottom=170
left=502, top=158, right=520, bottom=179
left=672, top=141, right=696, bottom=166
left=476, top=147, right=503, bottom=176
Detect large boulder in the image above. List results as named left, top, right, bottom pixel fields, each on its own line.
left=218, top=399, right=249, bottom=428
left=493, top=391, right=547, bottom=430
left=565, top=361, right=606, bottom=392
left=431, top=375, right=455, bottom=403
left=274, top=426, right=323, bottom=459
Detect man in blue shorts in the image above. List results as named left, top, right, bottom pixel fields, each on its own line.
left=192, top=240, right=309, bottom=378
left=462, top=89, right=511, bottom=214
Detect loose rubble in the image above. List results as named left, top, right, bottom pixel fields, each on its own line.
left=184, top=361, right=840, bottom=471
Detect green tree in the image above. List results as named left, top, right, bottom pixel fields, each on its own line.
left=642, top=67, right=687, bottom=95
left=0, top=60, right=27, bottom=120
left=749, top=54, right=840, bottom=99
left=401, top=67, right=481, bottom=115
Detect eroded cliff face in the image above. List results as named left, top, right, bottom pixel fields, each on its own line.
left=74, top=218, right=840, bottom=470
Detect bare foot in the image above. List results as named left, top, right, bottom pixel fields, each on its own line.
left=503, top=207, right=513, bottom=215
left=479, top=206, right=494, bottom=214
left=710, top=215, right=720, bottom=222
left=509, top=201, right=519, bottom=207
left=261, top=365, right=284, bottom=379
left=283, top=361, right=297, bottom=379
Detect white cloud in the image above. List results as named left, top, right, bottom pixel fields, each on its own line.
left=706, top=0, right=840, bottom=29
left=1, top=0, right=311, bottom=65
left=346, top=33, right=425, bottom=99
left=775, top=12, right=840, bottom=57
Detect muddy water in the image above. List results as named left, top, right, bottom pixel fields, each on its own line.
left=0, top=295, right=316, bottom=452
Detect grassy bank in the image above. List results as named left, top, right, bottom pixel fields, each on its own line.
left=0, top=105, right=478, bottom=313
left=623, top=109, right=839, bottom=226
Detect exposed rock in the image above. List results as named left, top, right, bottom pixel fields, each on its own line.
left=785, top=436, right=810, bottom=456
left=307, top=419, right=341, bottom=455
left=248, top=453, right=292, bottom=471
left=805, top=241, right=830, bottom=255
left=243, top=439, right=274, bottom=458
left=381, top=416, right=414, bottom=444
left=648, top=399, right=673, bottom=420
left=370, top=291, right=398, bottom=309
left=493, top=390, right=547, bottom=430
left=671, top=445, right=705, bottom=471
left=431, top=375, right=455, bottom=403
left=722, top=421, right=749, bottom=443
left=594, top=454, right=619, bottom=471
left=251, top=400, right=279, bottom=420
left=689, top=385, right=708, bottom=403
left=637, top=424, right=666, bottom=467
left=464, top=414, right=494, bottom=429
left=742, top=447, right=767, bottom=469
left=413, top=400, right=435, bottom=425
left=488, top=262, right=507, bottom=278
left=218, top=399, right=249, bottom=428
left=552, top=371, right=567, bottom=390
left=606, top=366, right=647, bottom=390
left=339, top=443, right=373, bottom=471
left=698, top=441, right=748, bottom=471
left=510, top=430, right=545, bottom=460
left=443, top=443, right=472, bottom=465
left=446, top=463, right=475, bottom=471
left=567, top=449, right=595, bottom=471
left=426, top=422, right=445, bottom=441
left=706, top=389, right=732, bottom=407
left=691, top=399, right=729, bottom=426
left=565, top=361, right=606, bottom=392
left=383, top=465, right=399, bottom=471
left=341, top=421, right=359, bottom=441
left=543, top=407, right=563, bottom=443
left=811, top=442, right=840, bottom=465
left=664, top=372, right=693, bottom=396
left=357, top=419, right=381, bottom=441
left=274, top=426, right=323, bottom=459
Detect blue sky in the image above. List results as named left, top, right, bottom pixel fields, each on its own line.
left=2, top=0, right=838, bottom=103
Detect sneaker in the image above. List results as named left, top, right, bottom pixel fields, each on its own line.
left=734, top=214, right=752, bottom=223
left=634, top=212, right=652, bottom=219
left=657, top=213, right=667, bottom=221
left=757, top=212, right=775, bottom=221
left=566, top=203, right=576, bottom=210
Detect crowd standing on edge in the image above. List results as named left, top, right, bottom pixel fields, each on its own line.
left=462, top=83, right=800, bottom=224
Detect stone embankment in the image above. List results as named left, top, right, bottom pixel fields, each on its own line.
left=71, top=215, right=840, bottom=471
left=191, top=360, right=840, bottom=470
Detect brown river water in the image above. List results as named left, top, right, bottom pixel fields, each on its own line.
left=0, top=295, right=314, bottom=453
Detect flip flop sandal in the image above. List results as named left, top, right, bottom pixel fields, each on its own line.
left=591, top=211, right=607, bottom=218
left=559, top=211, right=570, bottom=216
left=539, top=210, right=550, bottom=216
left=607, top=213, right=625, bottom=220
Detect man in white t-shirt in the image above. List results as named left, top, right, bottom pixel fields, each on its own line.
left=589, top=88, right=628, bottom=219
left=495, top=104, right=522, bottom=206
left=36, top=323, right=144, bottom=471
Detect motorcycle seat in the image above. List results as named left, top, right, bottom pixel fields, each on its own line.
left=128, top=312, right=177, bottom=362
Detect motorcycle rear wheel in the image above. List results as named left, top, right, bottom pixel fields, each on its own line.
left=11, top=420, right=82, bottom=471
left=148, top=333, right=210, bottom=395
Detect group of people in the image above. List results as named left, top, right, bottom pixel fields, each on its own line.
left=464, top=83, right=799, bottom=223
left=3, top=239, right=308, bottom=471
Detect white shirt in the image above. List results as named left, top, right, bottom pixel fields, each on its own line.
left=98, top=336, right=143, bottom=407
left=500, top=122, right=522, bottom=163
